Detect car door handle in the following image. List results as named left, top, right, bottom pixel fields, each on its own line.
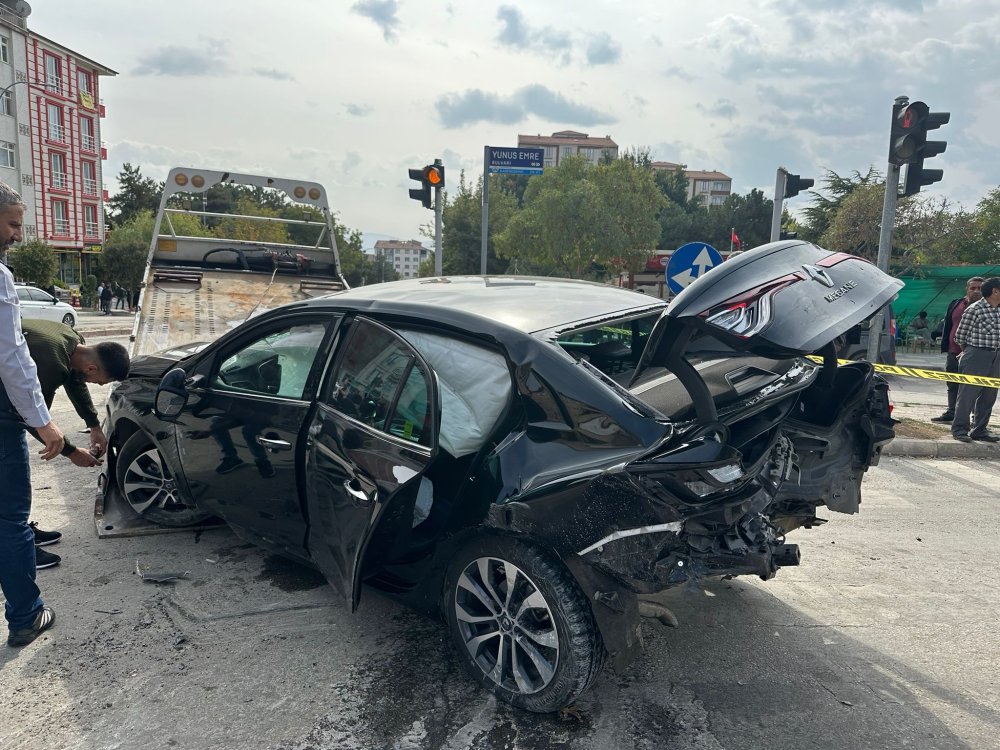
left=344, top=479, right=375, bottom=507
left=256, top=435, right=291, bottom=451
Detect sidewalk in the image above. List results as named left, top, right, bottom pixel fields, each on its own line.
left=74, top=307, right=135, bottom=338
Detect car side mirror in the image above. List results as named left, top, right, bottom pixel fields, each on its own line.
left=155, top=368, right=190, bottom=421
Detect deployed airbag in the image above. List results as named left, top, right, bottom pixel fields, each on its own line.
left=401, top=330, right=510, bottom=456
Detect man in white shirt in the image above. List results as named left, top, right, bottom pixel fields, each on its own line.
left=0, top=182, right=66, bottom=647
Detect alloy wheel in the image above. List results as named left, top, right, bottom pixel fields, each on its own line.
left=453, top=556, right=559, bottom=695
left=121, top=446, right=184, bottom=516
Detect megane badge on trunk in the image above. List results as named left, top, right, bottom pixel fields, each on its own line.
left=801, top=264, right=836, bottom=288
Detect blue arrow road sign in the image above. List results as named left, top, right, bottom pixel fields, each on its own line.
left=488, top=147, right=544, bottom=175
left=666, top=242, right=723, bottom=294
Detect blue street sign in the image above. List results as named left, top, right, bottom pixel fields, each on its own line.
left=487, top=147, right=544, bottom=175
left=666, top=242, right=723, bottom=294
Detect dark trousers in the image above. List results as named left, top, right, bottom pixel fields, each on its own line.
left=945, top=352, right=960, bottom=412
left=952, top=346, right=1000, bottom=437
left=0, top=426, right=43, bottom=630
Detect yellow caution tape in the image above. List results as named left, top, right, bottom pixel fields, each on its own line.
left=806, top=355, right=1000, bottom=388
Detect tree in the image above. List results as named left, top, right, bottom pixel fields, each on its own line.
left=213, top=196, right=291, bottom=244
left=495, top=157, right=618, bottom=277
left=439, top=172, right=517, bottom=275
left=591, top=157, right=664, bottom=275
left=7, top=239, right=57, bottom=287
left=818, top=183, right=885, bottom=261
left=106, top=164, right=163, bottom=225
left=103, top=210, right=210, bottom=291
left=798, top=168, right=881, bottom=242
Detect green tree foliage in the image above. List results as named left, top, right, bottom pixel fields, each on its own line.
left=440, top=172, right=517, bottom=275
left=7, top=239, right=57, bottom=287
left=213, top=196, right=291, bottom=244
left=819, top=183, right=885, bottom=260
left=798, top=168, right=881, bottom=242
left=960, top=188, right=1000, bottom=263
left=495, top=156, right=663, bottom=278
left=107, top=164, right=163, bottom=225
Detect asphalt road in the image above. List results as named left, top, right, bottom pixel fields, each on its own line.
left=1, top=349, right=997, bottom=749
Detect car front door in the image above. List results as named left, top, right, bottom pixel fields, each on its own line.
left=16, top=287, right=43, bottom=320
left=305, top=316, right=439, bottom=609
left=177, top=315, right=335, bottom=556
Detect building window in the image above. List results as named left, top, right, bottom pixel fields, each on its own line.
left=79, top=115, right=95, bottom=151
left=82, top=160, right=97, bottom=195
left=84, top=204, right=98, bottom=237
left=0, top=89, right=10, bottom=116
left=0, top=140, right=14, bottom=168
left=50, top=151, right=68, bottom=189
left=52, top=200, right=69, bottom=235
left=710, top=195, right=727, bottom=206
left=47, top=103, right=65, bottom=141
left=44, top=53, right=62, bottom=94
left=77, top=69, right=93, bottom=94
left=0, top=37, right=8, bottom=64
left=712, top=181, right=729, bottom=192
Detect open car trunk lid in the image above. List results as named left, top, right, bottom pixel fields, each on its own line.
left=635, top=241, right=904, bottom=377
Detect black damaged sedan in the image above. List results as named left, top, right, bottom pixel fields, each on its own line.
left=99, top=241, right=901, bottom=712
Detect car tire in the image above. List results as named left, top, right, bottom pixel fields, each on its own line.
left=61, top=313, right=75, bottom=326
left=116, top=432, right=211, bottom=526
left=443, top=535, right=606, bottom=713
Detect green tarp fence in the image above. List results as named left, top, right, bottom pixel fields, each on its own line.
left=895, top=265, right=1000, bottom=330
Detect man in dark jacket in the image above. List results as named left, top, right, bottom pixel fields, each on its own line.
left=932, top=276, right=984, bottom=422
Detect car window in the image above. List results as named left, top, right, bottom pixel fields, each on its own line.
left=28, top=288, right=53, bottom=302
left=556, top=312, right=659, bottom=379
left=325, top=319, right=432, bottom=446
left=213, top=320, right=328, bottom=399
left=16, top=288, right=31, bottom=302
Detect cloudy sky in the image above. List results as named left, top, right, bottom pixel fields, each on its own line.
left=31, top=0, right=1000, bottom=246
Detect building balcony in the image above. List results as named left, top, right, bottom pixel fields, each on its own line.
left=51, top=172, right=69, bottom=190
left=83, top=177, right=98, bottom=195
left=53, top=218, right=70, bottom=235
left=48, top=123, right=66, bottom=143
left=46, top=75, right=64, bottom=96
left=0, top=6, right=28, bottom=30
left=85, top=222, right=99, bottom=237
left=81, top=134, right=96, bottom=152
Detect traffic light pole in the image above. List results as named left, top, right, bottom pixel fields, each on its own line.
left=770, top=168, right=787, bottom=242
left=866, top=95, right=907, bottom=363
left=434, top=158, right=444, bottom=276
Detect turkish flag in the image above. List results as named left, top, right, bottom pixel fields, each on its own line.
left=731, top=230, right=741, bottom=249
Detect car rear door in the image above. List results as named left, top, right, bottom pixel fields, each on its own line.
left=305, top=316, right=439, bottom=609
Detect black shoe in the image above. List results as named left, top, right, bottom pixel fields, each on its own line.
left=969, top=433, right=1000, bottom=443
left=215, top=457, right=243, bottom=474
left=953, top=434, right=973, bottom=443
left=930, top=412, right=954, bottom=423
left=255, top=459, right=275, bottom=479
left=30, top=521, right=61, bottom=547
left=7, top=606, right=55, bottom=647
left=35, top=548, right=61, bottom=570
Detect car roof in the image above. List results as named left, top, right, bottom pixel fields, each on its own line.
left=324, top=276, right=666, bottom=335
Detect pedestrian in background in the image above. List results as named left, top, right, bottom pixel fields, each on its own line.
left=99, top=281, right=113, bottom=315
left=114, top=283, right=127, bottom=310
left=932, top=277, right=983, bottom=423
left=0, top=181, right=66, bottom=648
left=909, top=311, right=931, bottom=346
left=951, top=276, right=1000, bottom=443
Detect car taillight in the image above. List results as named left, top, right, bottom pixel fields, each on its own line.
left=701, top=275, right=800, bottom=339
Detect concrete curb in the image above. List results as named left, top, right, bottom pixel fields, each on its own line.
left=882, top=437, right=1000, bottom=458
left=78, top=326, right=132, bottom=338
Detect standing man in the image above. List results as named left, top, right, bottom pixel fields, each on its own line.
left=932, top=276, right=984, bottom=423
left=0, top=182, right=66, bottom=648
left=951, top=277, right=1000, bottom=443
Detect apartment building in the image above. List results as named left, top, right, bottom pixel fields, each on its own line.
left=651, top=161, right=732, bottom=207
left=373, top=239, right=430, bottom=279
left=517, top=130, right=618, bottom=169
left=0, top=1, right=115, bottom=285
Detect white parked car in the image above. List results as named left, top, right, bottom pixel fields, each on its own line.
left=15, top=284, right=77, bottom=327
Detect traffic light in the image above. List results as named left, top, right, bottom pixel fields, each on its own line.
left=784, top=173, right=814, bottom=199
left=889, top=101, right=950, bottom=196
left=408, top=164, right=445, bottom=209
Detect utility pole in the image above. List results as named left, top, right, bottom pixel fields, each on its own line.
left=481, top=147, right=489, bottom=275
left=770, top=168, right=787, bottom=242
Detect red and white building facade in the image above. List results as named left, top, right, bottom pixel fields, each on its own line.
left=0, top=2, right=115, bottom=285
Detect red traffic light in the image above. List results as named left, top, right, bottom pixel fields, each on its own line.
left=424, top=165, right=444, bottom=187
